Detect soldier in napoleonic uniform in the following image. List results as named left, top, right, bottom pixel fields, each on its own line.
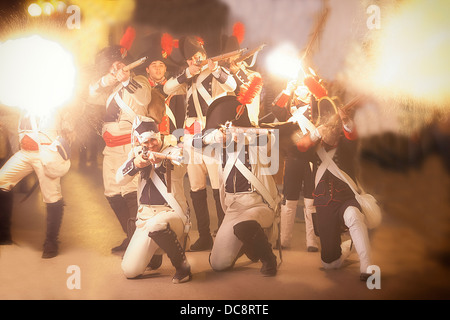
left=194, top=96, right=280, bottom=276
left=88, top=28, right=159, bottom=253
left=163, top=36, right=237, bottom=251
left=295, top=98, right=373, bottom=281
left=0, top=108, right=72, bottom=258
left=270, top=80, right=321, bottom=252
left=117, top=117, right=191, bottom=284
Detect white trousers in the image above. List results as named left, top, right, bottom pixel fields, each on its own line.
left=0, top=150, right=62, bottom=203
left=121, top=205, right=185, bottom=278
left=185, top=144, right=220, bottom=191
left=103, top=144, right=138, bottom=197
left=303, top=198, right=319, bottom=248
left=321, top=206, right=372, bottom=273
left=280, top=198, right=318, bottom=248
left=210, top=192, right=275, bottom=271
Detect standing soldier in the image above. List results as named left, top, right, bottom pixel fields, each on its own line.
left=0, top=108, right=72, bottom=258
left=220, top=22, right=264, bottom=126
left=163, top=36, right=237, bottom=251
left=269, top=77, right=325, bottom=252
left=88, top=27, right=156, bottom=253
left=139, top=32, right=187, bottom=144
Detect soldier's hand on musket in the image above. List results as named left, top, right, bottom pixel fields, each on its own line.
left=102, top=69, right=117, bottom=87
left=147, top=151, right=162, bottom=165
left=134, top=151, right=152, bottom=168
left=208, top=59, right=218, bottom=72
left=229, top=59, right=241, bottom=74
left=187, top=61, right=202, bottom=77
left=115, top=66, right=130, bottom=83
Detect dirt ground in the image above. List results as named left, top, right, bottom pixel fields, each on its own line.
left=1, top=149, right=449, bottom=303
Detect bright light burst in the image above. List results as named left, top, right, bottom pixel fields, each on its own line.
left=265, top=42, right=305, bottom=81
left=346, top=0, right=450, bottom=108
left=0, top=35, right=76, bottom=115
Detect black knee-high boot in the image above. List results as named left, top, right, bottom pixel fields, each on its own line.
left=234, top=220, right=277, bottom=276
left=106, top=194, right=131, bottom=253
left=42, top=199, right=64, bottom=259
left=189, top=189, right=213, bottom=251
left=149, top=226, right=192, bottom=284
left=0, top=189, right=13, bottom=245
left=123, top=191, right=138, bottom=237
left=212, top=189, right=224, bottom=230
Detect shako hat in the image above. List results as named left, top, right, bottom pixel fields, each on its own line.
left=94, top=26, right=136, bottom=77
left=178, top=35, right=206, bottom=61
left=204, top=96, right=252, bottom=131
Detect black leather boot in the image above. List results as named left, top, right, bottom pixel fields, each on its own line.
left=123, top=191, right=138, bottom=237
left=212, top=189, right=224, bottom=230
left=42, top=199, right=64, bottom=259
left=106, top=194, right=131, bottom=253
left=234, top=220, right=277, bottom=276
left=149, top=226, right=192, bottom=284
left=189, top=189, right=213, bottom=251
left=0, top=189, right=13, bottom=245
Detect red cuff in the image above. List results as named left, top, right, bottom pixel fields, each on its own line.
left=343, top=126, right=358, bottom=140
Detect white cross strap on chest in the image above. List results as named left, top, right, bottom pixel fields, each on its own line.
left=222, top=143, right=277, bottom=210
left=165, top=104, right=177, bottom=128
left=289, top=106, right=316, bottom=135
left=222, top=142, right=245, bottom=183
left=316, top=145, right=359, bottom=194
left=234, top=160, right=277, bottom=210
left=316, top=145, right=382, bottom=229
left=113, top=89, right=137, bottom=118
left=315, top=146, right=337, bottom=188
left=29, top=114, right=41, bottom=145
left=149, top=169, right=188, bottom=225
left=191, top=81, right=206, bottom=129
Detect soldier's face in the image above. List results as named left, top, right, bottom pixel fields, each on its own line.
left=146, top=61, right=166, bottom=81
left=110, top=61, right=126, bottom=74
left=142, top=137, right=162, bottom=152
left=187, top=51, right=206, bottom=65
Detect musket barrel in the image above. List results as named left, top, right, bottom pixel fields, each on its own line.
left=196, top=48, right=247, bottom=67
left=234, top=44, right=266, bottom=63
left=143, top=150, right=183, bottom=162
left=123, top=56, right=148, bottom=72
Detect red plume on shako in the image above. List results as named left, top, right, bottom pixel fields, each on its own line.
left=119, top=26, right=136, bottom=58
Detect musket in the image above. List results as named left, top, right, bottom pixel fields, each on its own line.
left=123, top=56, right=148, bottom=72
left=141, top=146, right=182, bottom=193
left=111, top=56, right=148, bottom=75
left=234, top=43, right=267, bottom=64
left=220, top=121, right=275, bottom=135
left=339, top=95, right=364, bottom=113
left=141, top=146, right=183, bottom=163
left=195, top=48, right=247, bottom=67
